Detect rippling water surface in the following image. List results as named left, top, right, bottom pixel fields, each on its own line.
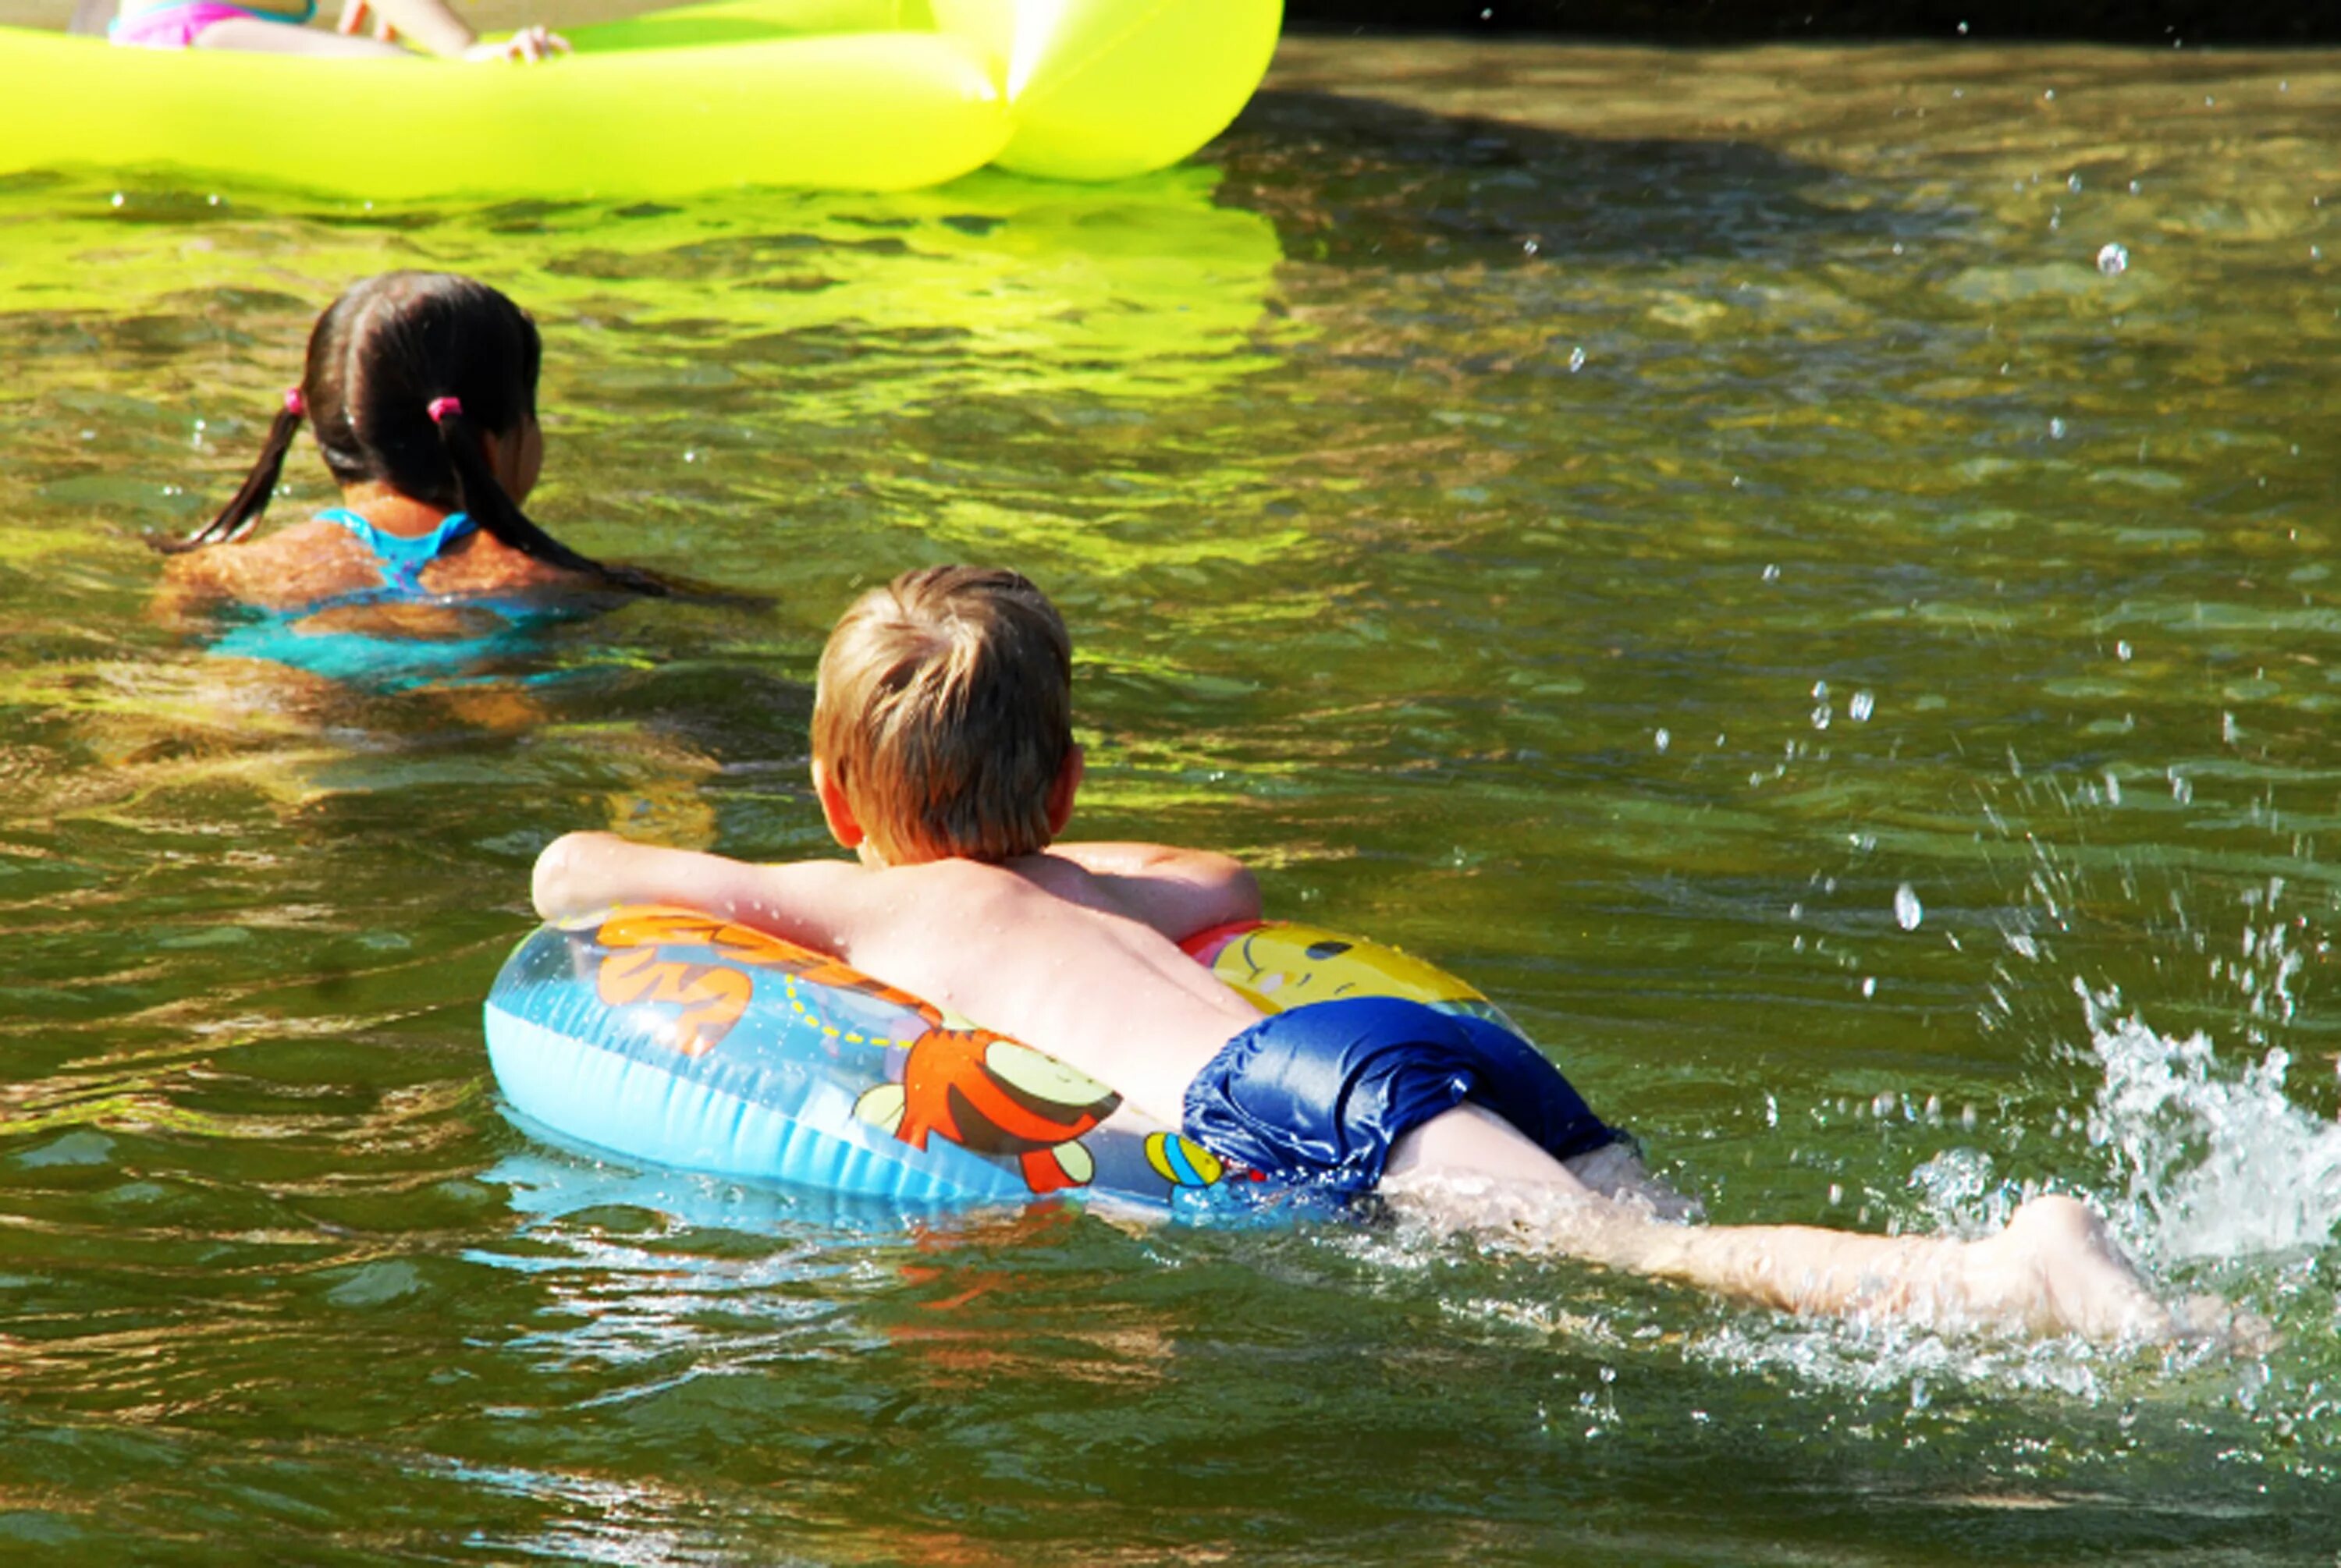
left=5, top=31, right=2341, bottom=1563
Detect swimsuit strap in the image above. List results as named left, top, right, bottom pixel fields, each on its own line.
left=318, top=506, right=480, bottom=592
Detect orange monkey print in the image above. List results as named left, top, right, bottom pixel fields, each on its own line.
left=588, top=906, right=947, bottom=1059
left=856, top=1028, right=1122, bottom=1194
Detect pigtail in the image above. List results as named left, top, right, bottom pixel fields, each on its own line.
left=149, top=390, right=304, bottom=555
left=429, top=398, right=670, bottom=598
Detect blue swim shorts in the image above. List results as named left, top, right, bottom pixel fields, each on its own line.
left=1181, top=996, right=1619, bottom=1194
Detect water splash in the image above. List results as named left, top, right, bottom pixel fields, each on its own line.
left=1894, top=883, right=1924, bottom=931
left=2078, top=980, right=2341, bottom=1264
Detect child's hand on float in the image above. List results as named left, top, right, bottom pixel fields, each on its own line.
left=335, top=0, right=395, bottom=40
left=463, top=24, right=568, bottom=61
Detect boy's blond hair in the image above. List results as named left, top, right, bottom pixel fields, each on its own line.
left=813, top=566, right=1074, bottom=864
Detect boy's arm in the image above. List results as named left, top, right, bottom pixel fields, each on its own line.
left=1042, top=842, right=1262, bottom=942
left=531, top=832, right=869, bottom=955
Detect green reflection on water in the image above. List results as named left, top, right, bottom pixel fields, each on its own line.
left=3, top=32, right=2341, bottom=1565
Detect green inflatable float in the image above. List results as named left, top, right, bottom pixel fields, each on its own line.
left=0, top=0, right=1283, bottom=197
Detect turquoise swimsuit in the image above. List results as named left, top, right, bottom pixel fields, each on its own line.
left=318, top=506, right=481, bottom=591
left=204, top=508, right=563, bottom=693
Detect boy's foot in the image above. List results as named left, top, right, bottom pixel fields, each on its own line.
left=1963, top=1194, right=2265, bottom=1347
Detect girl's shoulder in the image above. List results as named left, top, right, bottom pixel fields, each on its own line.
left=420, top=530, right=593, bottom=598
left=163, top=519, right=381, bottom=612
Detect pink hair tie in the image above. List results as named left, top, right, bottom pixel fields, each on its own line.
left=426, top=396, right=464, bottom=425
left=282, top=388, right=305, bottom=416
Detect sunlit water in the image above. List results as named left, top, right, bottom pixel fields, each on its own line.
left=4, top=30, right=2340, bottom=1562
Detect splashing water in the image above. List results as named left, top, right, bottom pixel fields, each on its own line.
left=2078, top=980, right=2341, bottom=1265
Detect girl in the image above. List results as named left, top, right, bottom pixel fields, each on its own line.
left=110, top=0, right=563, bottom=59
left=159, top=271, right=665, bottom=615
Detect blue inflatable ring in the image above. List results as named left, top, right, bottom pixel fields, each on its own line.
left=484, top=905, right=1515, bottom=1215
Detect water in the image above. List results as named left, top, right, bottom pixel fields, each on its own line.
left=5, top=29, right=2341, bottom=1563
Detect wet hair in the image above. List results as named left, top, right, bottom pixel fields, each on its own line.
left=156, top=271, right=663, bottom=595
left=813, top=566, right=1075, bottom=864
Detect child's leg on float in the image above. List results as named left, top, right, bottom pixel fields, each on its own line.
left=194, top=17, right=405, bottom=52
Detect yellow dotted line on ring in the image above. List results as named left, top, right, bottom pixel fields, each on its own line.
left=779, top=972, right=921, bottom=1049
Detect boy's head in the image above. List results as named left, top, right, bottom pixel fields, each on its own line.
left=812, top=566, right=1078, bottom=865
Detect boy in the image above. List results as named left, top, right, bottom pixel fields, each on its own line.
left=533, top=565, right=2191, bottom=1340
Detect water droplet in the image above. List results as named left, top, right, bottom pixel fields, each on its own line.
left=2049, top=417, right=2068, bottom=440
left=2067, top=172, right=2083, bottom=193
left=2043, top=87, right=2056, bottom=101
left=2116, top=639, right=2133, bottom=661
left=2129, top=179, right=2141, bottom=194
left=1956, top=18, right=1967, bottom=32
left=1761, top=563, right=1780, bottom=583
left=109, top=192, right=123, bottom=208
left=1862, top=977, right=1878, bottom=999
left=1849, top=690, right=1875, bottom=722
left=1567, top=345, right=1586, bottom=371
left=2097, top=242, right=2129, bottom=276
left=1523, top=238, right=1540, bottom=256
left=1654, top=728, right=1671, bottom=753
left=1895, top=884, right=1924, bottom=931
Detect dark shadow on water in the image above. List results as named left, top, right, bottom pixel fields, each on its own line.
left=1213, top=88, right=1924, bottom=271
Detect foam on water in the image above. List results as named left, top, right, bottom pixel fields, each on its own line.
left=2079, top=980, right=2341, bottom=1266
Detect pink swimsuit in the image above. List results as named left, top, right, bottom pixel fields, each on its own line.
left=110, top=0, right=311, bottom=48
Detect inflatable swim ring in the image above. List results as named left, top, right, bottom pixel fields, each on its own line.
left=0, top=0, right=1281, bottom=199
left=483, top=906, right=1519, bottom=1215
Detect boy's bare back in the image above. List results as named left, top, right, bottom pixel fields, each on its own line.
left=533, top=835, right=1263, bottom=1130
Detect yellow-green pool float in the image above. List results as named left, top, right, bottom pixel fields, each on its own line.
left=0, top=0, right=1282, bottom=198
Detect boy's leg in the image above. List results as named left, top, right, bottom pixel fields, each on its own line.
left=1381, top=1105, right=2176, bottom=1339
left=194, top=17, right=407, bottom=52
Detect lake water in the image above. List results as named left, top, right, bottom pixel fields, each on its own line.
left=5, top=30, right=2340, bottom=1563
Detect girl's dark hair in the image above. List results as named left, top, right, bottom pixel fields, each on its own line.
left=156, top=271, right=664, bottom=596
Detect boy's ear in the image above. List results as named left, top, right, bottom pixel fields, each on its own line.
left=812, top=760, right=865, bottom=850
left=1045, top=743, right=1085, bottom=838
